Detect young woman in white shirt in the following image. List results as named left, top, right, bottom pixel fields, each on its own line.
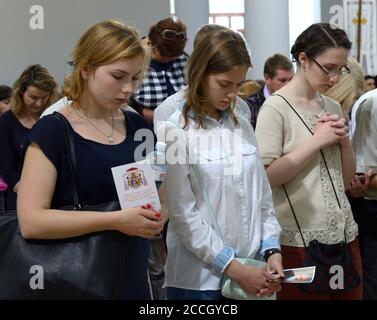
left=157, top=28, right=283, bottom=300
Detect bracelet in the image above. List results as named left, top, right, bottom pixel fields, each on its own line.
left=263, top=248, right=281, bottom=261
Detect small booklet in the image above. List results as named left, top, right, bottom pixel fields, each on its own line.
left=280, top=266, right=316, bottom=283
left=111, top=161, right=161, bottom=211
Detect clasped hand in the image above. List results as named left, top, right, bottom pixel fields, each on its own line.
left=346, top=168, right=375, bottom=198
left=227, top=254, right=283, bottom=298
left=314, top=113, right=349, bottom=147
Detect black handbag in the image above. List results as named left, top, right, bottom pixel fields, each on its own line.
left=299, top=240, right=360, bottom=293
left=0, top=113, right=127, bottom=299
left=274, top=94, right=361, bottom=294
left=283, top=186, right=361, bottom=294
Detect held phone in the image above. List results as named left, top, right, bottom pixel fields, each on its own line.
left=355, top=172, right=376, bottom=183
left=269, top=267, right=316, bottom=283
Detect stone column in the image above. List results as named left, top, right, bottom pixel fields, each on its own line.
left=174, top=0, right=210, bottom=54
left=244, top=0, right=290, bottom=79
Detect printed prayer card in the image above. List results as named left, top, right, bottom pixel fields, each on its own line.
left=112, top=161, right=161, bottom=211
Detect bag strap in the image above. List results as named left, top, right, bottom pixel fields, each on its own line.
left=191, top=160, right=225, bottom=243
left=281, top=185, right=308, bottom=247
left=53, top=112, right=82, bottom=210
left=272, top=93, right=347, bottom=243
left=167, top=118, right=224, bottom=242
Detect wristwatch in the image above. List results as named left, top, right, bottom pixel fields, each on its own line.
left=263, top=248, right=281, bottom=261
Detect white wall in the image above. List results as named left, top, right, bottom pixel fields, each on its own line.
left=244, top=0, right=290, bottom=79
left=289, top=0, right=321, bottom=53
left=175, top=0, right=209, bottom=54
left=0, top=0, right=170, bottom=87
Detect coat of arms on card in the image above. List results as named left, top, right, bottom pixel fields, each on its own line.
left=123, top=167, right=149, bottom=190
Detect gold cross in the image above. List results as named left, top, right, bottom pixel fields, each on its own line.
left=352, top=17, right=367, bottom=25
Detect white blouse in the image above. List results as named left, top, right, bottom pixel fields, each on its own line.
left=157, top=107, right=281, bottom=291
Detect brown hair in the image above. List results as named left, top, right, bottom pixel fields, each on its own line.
left=11, top=64, right=57, bottom=116
left=63, top=20, right=147, bottom=104
left=264, top=53, right=293, bottom=78
left=148, top=17, right=187, bottom=58
left=0, top=85, right=12, bottom=101
left=193, top=24, right=227, bottom=48
left=183, top=29, right=252, bottom=128
left=291, top=23, right=352, bottom=64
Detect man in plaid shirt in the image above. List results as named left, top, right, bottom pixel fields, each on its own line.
left=131, top=17, right=188, bottom=123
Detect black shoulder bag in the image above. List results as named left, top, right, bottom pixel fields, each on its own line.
left=0, top=113, right=127, bottom=299
left=273, top=94, right=360, bottom=294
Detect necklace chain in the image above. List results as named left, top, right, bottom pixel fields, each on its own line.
left=73, top=107, right=115, bottom=143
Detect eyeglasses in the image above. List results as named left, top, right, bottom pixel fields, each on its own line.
left=160, top=29, right=187, bottom=40
left=308, top=55, right=351, bottom=77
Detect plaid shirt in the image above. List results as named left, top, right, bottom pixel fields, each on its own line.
left=244, top=88, right=266, bottom=129
left=133, top=53, right=188, bottom=110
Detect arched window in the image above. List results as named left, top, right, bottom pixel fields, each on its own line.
left=208, top=0, right=245, bottom=33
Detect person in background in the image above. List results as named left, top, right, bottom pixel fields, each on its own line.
left=157, top=28, right=283, bottom=300
left=255, top=23, right=362, bottom=300
left=40, top=95, right=70, bottom=117
left=17, top=20, right=164, bottom=299
left=130, top=16, right=188, bottom=124
left=245, top=53, right=293, bottom=129
left=0, top=85, right=12, bottom=115
left=364, top=75, right=375, bottom=93
left=0, top=64, right=57, bottom=211
left=324, top=57, right=364, bottom=118
left=348, top=90, right=377, bottom=300
left=324, top=57, right=370, bottom=299
left=41, top=91, right=138, bottom=117
left=0, top=85, right=12, bottom=212
left=238, top=80, right=261, bottom=101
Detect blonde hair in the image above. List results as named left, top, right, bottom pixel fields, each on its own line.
left=324, top=57, right=364, bottom=115
left=238, top=80, right=261, bottom=100
left=63, top=20, right=148, bottom=104
left=183, top=29, right=252, bottom=128
left=11, top=64, right=57, bottom=116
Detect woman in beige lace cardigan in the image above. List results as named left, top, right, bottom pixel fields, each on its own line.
left=255, top=23, right=362, bottom=300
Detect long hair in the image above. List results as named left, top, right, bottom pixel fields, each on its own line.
left=183, top=29, right=252, bottom=128
left=63, top=20, right=148, bottom=104
left=11, top=64, right=57, bottom=116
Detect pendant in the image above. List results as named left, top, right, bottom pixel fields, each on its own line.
left=108, top=136, right=114, bottom=143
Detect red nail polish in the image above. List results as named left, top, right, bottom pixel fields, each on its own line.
left=146, top=204, right=152, bottom=209
left=155, top=212, right=161, bottom=218
left=141, top=205, right=146, bottom=209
